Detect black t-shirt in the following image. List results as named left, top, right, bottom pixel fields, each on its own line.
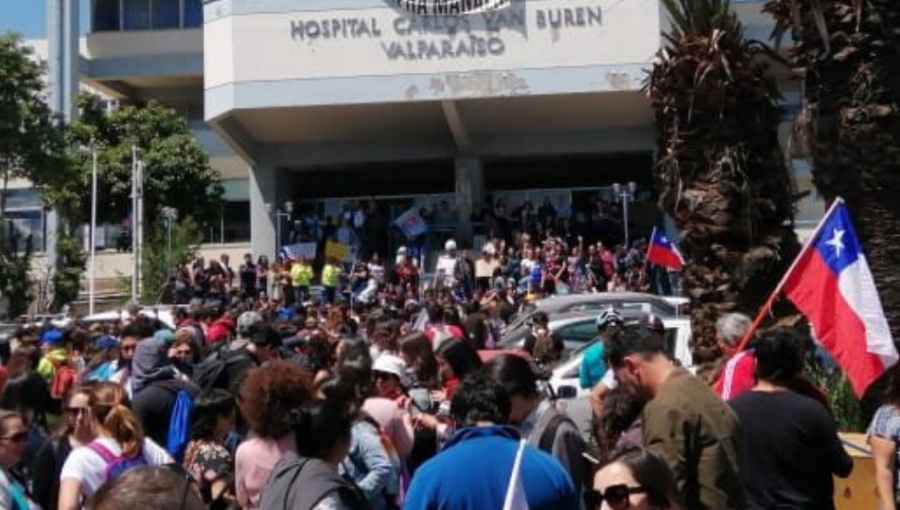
left=729, top=390, right=853, bottom=510
left=132, top=379, right=200, bottom=447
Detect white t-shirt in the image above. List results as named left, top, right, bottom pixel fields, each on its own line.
left=60, top=437, right=173, bottom=497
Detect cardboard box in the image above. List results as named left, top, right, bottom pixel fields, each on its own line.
left=834, top=433, right=879, bottom=510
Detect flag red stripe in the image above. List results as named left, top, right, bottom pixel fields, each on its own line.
left=647, top=245, right=683, bottom=270
left=783, top=250, right=885, bottom=396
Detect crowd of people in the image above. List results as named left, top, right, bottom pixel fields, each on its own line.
left=0, top=193, right=889, bottom=510
left=0, top=276, right=894, bottom=510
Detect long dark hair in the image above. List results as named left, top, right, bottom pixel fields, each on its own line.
left=602, top=447, right=682, bottom=510
left=436, top=339, right=482, bottom=381
left=189, top=389, right=235, bottom=441
left=399, top=333, right=440, bottom=390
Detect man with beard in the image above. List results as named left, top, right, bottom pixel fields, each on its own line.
left=605, top=326, right=744, bottom=510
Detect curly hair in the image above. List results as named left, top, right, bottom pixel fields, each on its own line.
left=239, top=361, right=313, bottom=439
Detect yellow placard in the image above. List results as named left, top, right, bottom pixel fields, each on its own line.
left=325, top=241, right=351, bottom=262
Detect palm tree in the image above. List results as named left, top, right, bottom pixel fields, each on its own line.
left=763, top=1, right=900, bottom=342
left=647, top=0, right=800, bottom=363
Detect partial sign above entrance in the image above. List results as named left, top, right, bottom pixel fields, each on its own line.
left=389, top=0, right=510, bottom=16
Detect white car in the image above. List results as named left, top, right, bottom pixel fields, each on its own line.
left=546, top=317, right=693, bottom=435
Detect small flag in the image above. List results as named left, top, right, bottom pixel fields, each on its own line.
left=782, top=199, right=897, bottom=396
left=280, top=242, right=317, bottom=262
left=502, top=439, right=530, bottom=510
left=394, top=208, right=428, bottom=239
left=646, top=227, right=685, bottom=270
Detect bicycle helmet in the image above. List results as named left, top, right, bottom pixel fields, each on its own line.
left=596, top=307, right=624, bottom=331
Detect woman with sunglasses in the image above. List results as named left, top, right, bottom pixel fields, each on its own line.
left=588, top=447, right=681, bottom=510
left=0, top=410, right=39, bottom=510
left=32, top=386, right=96, bottom=510
left=58, top=382, right=173, bottom=510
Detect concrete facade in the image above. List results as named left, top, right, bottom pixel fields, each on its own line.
left=35, top=0, right=824, bottom=268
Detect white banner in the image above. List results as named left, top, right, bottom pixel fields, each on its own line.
left=390, top=0, right=511, bottom=16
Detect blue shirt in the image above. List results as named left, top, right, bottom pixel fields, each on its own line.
left=404, top=425, right=578, bottom=510
left=580, top=339, right=607, bottom=389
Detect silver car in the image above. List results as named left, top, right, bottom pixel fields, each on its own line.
left=506, top=292, right=688, bottom=335
left=499, top=308, right=656, bottom=353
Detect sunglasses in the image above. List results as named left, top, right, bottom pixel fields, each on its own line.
left=0, top=432, right=28, bottom=444
left=373, top=371, right=397, bottom=381
left=65, top=407, right=89, bottom=417
left=584, top=484, right=646, bottom=510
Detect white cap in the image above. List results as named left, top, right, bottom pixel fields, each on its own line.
left=482, top=243, right=496, bottom=255
left=373, top=354, right=408, bottom=383
left=445, top=239, right=457, bottom=252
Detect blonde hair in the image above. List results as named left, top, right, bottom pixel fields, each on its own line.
left=89, top=382, right=144, bottom=458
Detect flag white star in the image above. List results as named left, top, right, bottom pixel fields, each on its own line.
left=826, top=228, right=845, bottom=258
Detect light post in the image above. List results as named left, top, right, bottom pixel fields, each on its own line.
left=265, top=200, right=294, bottom=259
left=161, top=207, right=179, bottom=279
left=612, top=181, right=637, bottom=247
left=131, top=144, right=144, bottom=303
left=88, top=140, right=98, bottom=316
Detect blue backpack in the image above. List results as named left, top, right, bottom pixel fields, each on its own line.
left=166, top=390, right=193, bottom=462
left=87, top=441, right=148, bottom=482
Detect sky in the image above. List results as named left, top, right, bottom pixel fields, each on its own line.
left=0, top=0, right=90, bottom=39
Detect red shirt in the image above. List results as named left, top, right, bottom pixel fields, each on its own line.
left=714, top=350, right=756, bottom=400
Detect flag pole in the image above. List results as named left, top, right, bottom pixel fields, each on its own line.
left=646, top=226, right=656, bottom=264
left=733, top=197, right=845, bottom=353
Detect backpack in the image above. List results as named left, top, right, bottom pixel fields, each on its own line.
left=86, top=441, right=148, bottom=482
left=166, top=390, right=193, bottom=462
left=192, top=347, right=250, bottom=393
left=48, top=356, right=79, bottom=401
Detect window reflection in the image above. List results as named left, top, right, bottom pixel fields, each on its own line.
left=152, top=0, right=180, bottom=28
left=123, top=0, right=151, bottom=29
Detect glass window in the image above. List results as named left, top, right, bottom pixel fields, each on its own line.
left=152, top=0, right=180, bottom=28
left=184, top=0, right=203, bottom=27
left=123, top=0, right=151, bottom=29
left=3, top=210, right=45, bottom=253
left=93, top=0, right=121, bottom=31
left=557, top=321, right=597, bottom=342
left=1, top=189, right=42, bottom=210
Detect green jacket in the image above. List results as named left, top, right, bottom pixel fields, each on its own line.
left=642, top=368, right=744, bottom=510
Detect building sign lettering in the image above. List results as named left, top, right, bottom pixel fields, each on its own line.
left=289, top=6, right=602, bottom=61
left=390, top=0, right=510, bottom=16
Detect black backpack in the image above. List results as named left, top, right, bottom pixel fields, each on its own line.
left=192, top=347, right=251, bottom=393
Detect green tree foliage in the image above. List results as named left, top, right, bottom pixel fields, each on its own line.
left=0, top=33, right=71, bottom=315
left=141, top=217, right=203, bottom=304
left=67, top=95, right=224, bottom=229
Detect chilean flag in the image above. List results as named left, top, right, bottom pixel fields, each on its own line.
left=783, top=199, right=897, bottom=396
left=647, top=227, right=685, bottom=270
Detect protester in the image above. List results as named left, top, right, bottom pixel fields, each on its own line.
left=87, top=465, right=205, bottom=510
left=869, top=365, right=900, bottom=510
left=582, top=308, right=623, bottom=390
left=404, top=370, right=579, bottom=510
left=58, top=382, right=173, bottom=508
left=130, top=334, right=201, bottom=447
left=604, top=326, right=744, bottom=510
left=235, top=361, right=312, bottom=510
left=712, top=312, right=755, bottom=400
left=183, top=389, right=237, bottom=509
left=588, top=447, right=682, bottom=510
left=730, top=331, right=852, bottom=510
left=32, top=386, right=96, bottom=510
left=260, top=400, right=369, bottom=510
left=0, top=410, right=39, bottom=510
left=320, top=365, right=398, bottom=510
left=484, top=354, right=588, bottom=494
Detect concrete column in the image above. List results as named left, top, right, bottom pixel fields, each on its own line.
left=45, top=0, right=79, bottom=308
left=454, top=157, right=484, bottom=247
left=249, top=158, right=277, bottom=262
